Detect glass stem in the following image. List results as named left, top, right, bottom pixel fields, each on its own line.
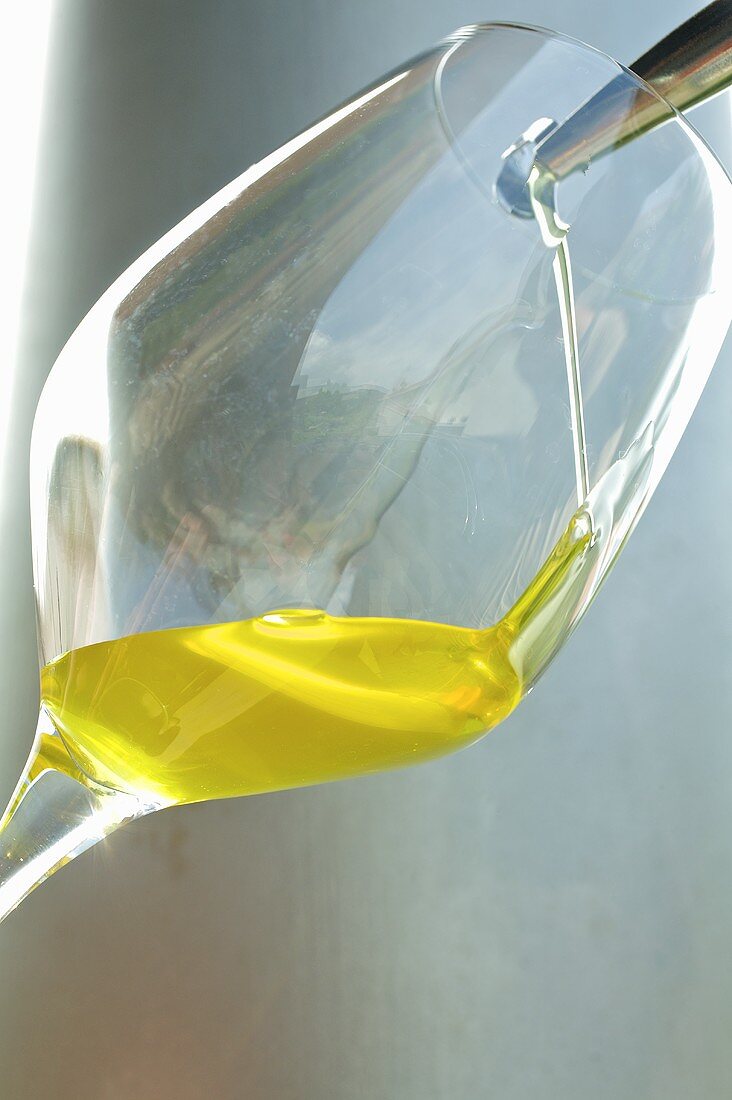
left=0, top=708, right=152, bottom=923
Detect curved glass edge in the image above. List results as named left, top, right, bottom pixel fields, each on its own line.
left=445, top=20, right=732, bottom=186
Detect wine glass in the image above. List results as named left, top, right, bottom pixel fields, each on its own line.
left=1, top=22, right=730, bottom=923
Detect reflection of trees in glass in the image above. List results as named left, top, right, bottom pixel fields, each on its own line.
left=291, top=386, right=382, bottom=446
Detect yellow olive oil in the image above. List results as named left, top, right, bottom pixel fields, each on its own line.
left=38, top=512, right=591, bottom=807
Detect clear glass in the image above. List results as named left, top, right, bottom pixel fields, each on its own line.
left=1, top=23, right=730, bottom=921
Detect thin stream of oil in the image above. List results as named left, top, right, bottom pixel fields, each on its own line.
left=528, top=163, right=590, bottom=506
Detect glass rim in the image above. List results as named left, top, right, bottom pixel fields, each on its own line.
left=441, top=19, right=732, bottom=193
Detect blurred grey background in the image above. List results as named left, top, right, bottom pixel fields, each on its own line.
left=1, top=2, right=731, bottom=1097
